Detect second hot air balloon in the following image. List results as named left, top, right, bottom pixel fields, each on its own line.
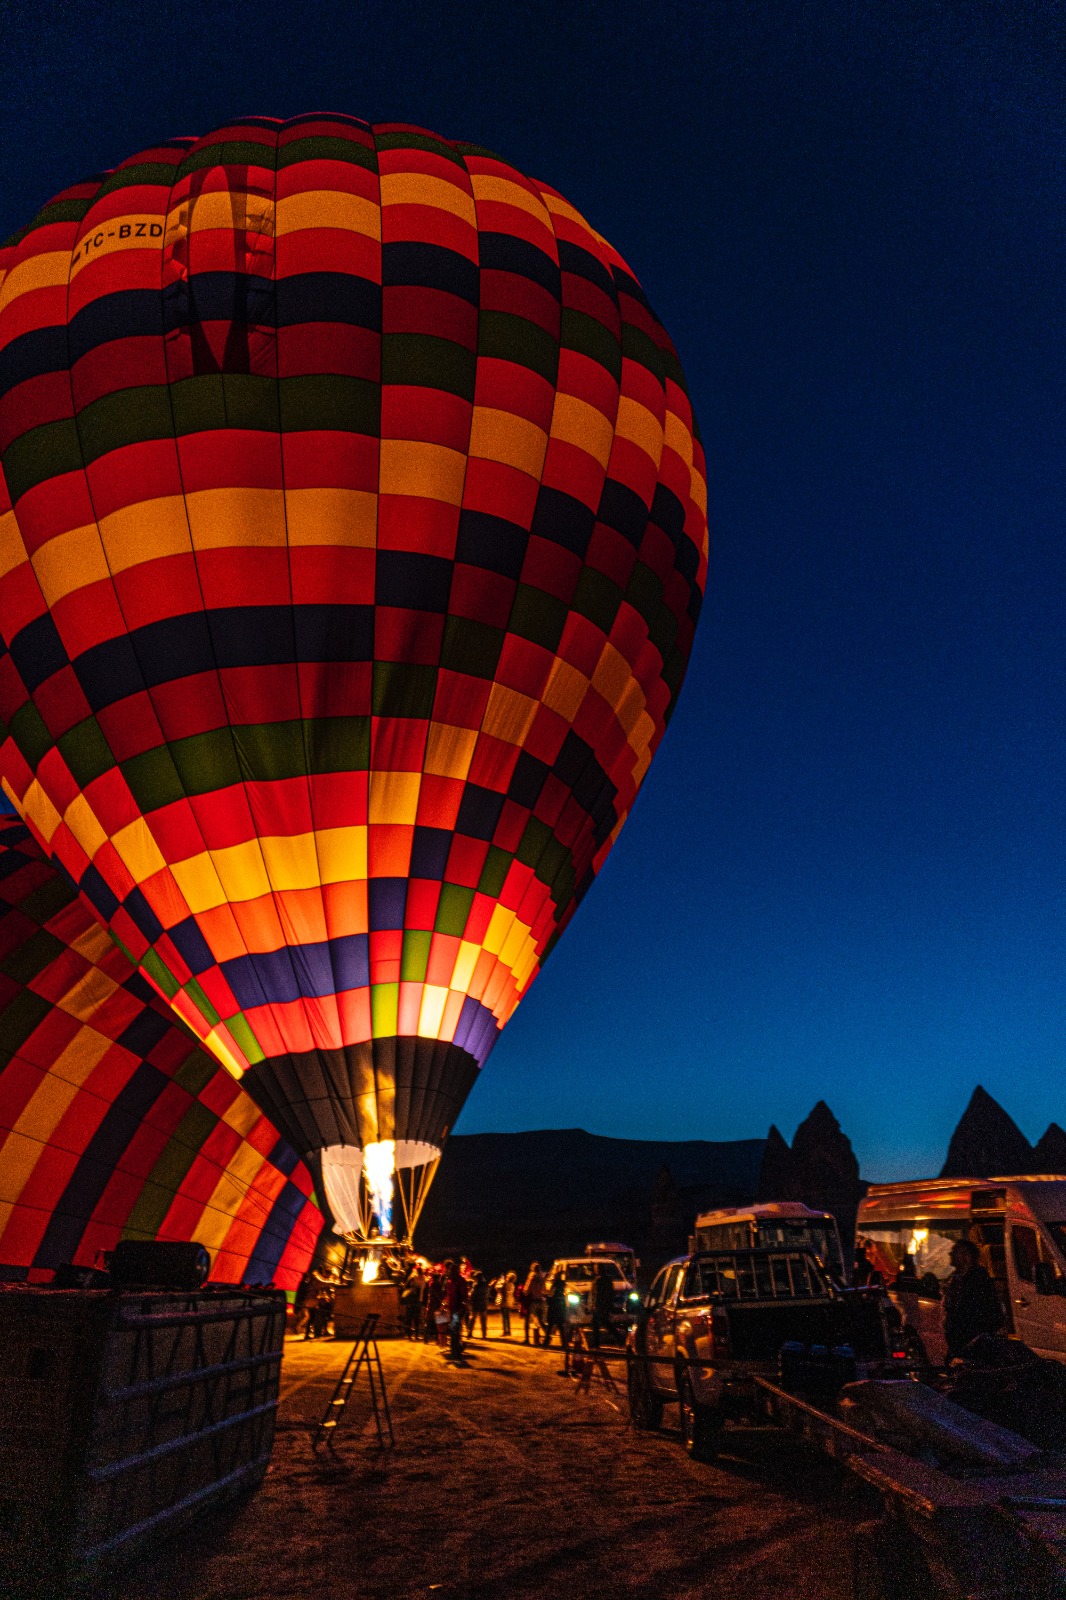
left=0, top=114, right=707, bottom=1243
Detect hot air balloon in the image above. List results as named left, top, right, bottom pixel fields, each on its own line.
left=0, top=813, right=323, bottom=1286
left=0, top=115, right=707, bottom=1244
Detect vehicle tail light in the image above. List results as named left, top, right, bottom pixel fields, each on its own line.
left=710, top=1308, right=731, bottom=1359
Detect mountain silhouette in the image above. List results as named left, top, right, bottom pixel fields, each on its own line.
left=1032, top=1122, right=1066, bottom=1173
left=940, top=1086, right=1034, bottom=1178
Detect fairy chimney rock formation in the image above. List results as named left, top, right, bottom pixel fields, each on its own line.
left=756, top=1124, right=802, bottom=1202
left=940, top=1086, right=1034, bottom=1178
left=755, top=1102, right=862, bottom=1256
left=1032, top=1122, right=1066, bottom=1174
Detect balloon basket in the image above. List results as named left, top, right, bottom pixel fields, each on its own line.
left=333, top=1279, right=405, bottom=1339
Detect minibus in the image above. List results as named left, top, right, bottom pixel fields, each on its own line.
left=692, top=1202, right=847, bottom=1284
left=857, top=1176, right=1066, bottom=1364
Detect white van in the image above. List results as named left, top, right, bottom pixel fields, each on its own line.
left=857, top=1177, right=1066, bottom=1365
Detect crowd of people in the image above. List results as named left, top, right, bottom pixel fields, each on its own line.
left=292, top=1255, right=619, bottom=1364
left=292, top=1265, right=341, bottom=1339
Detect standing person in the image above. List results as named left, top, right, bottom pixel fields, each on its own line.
left=498, top=1271, right=516, bottom=1338
left=942, top=1239, right=1004, bottom=1360
left=544, top=1269, right=569, bottom=1349
left=590, top=1260, right=616, bottom=1349
left=444, top=1259, right=469, bottom=1361
left=294, top=1271, right=315, bottom=1338
left=523, top=1262, right=547, bottom=1345
left=312, top=1272, right=336, bottom=1340
left=470, top=1271, right=489, bottom=1340
left=303, top=1271, right=329, bottom=1340
left=402, top=1265, right=425, bottom=1340
left=852, top=1237, right=882, bottom=1288
left=423, top=1265, right=444, bottom=1343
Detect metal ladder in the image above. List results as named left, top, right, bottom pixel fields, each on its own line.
left=313, top=1312, right=394, bottom=1450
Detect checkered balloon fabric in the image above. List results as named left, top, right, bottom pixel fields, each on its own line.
left=0, top=115, right=707, bottom=1171
left=0, top=814, right=323, bottom=1286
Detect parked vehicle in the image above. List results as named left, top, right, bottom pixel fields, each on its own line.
left=693, top=1202, right=847, bottom=1284
left=584, top=1241, right=639, bottom=1285
left=546, top=1257, right=640, bottom=1331
left=857, top=1176, right=1066, bottom=1365
left=626, top=1246, right=910, bottom=1459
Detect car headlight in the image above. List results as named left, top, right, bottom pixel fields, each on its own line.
left=628, top=1292, right=640, bottom=1301
left=566, top=1293, right=580, bottom=1305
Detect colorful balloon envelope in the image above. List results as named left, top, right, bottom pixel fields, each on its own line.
left=0, top=814, right=323, bottom=1285
left=0, top=115, right=707, bottom=1240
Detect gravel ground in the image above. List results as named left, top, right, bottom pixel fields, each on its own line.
left=112, top=1326, right=872, bottom=1600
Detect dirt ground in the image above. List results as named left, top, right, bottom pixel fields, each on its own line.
left=113, top=1322, right=874, bottom=1600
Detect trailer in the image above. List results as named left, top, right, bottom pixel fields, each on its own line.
left=753, top=1374, right=1066, bottom=1600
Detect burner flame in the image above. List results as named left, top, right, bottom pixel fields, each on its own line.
left=363, top=1139, right=396, bottom=1237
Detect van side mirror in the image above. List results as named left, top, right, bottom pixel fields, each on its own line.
left=1034, top=1260, right=1060, bottom=1296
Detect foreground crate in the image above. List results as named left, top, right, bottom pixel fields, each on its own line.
left=0, top=1284, right=286, bottom=1594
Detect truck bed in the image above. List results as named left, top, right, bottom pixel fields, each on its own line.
left=722, top=1291, right=890, bottom=1363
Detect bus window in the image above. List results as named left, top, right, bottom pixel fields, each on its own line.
left=755, top=1221, right=844, bottom=1281
left=696, top=1222, right=751, bottom=1253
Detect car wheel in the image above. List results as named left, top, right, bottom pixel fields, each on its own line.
left=626, top=1351, right=664, bottom=1430
left=678, top=1369, right=722, bottom=1462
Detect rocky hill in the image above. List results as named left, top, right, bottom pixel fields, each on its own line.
left=415, top=1127, right=765, bottom=1274
left=940, top=1086, right=1066, bottom=1179
left=413, top=1088, right=1063, bottom=1276
left=415, top=1103, right=864, bottom=1275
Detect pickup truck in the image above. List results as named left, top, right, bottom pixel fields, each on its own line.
left=626, top=1247, right=911, bottom=1459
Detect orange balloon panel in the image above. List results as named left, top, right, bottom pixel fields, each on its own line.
left=0, top=115, right=707, bottom=1183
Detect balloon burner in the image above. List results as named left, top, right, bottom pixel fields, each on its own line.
left=363, top=1139, right=396, bottom=1238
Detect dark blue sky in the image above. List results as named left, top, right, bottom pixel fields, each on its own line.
left=1, top=0, right=1062, bottom=1179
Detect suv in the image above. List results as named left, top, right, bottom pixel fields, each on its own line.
left=546, top=1257, right=640, bottom=1332
left=627, top=1247, right=908, bottom=1459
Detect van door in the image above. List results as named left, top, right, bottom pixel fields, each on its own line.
left=1009, top=1222, right=1066, bottom=1362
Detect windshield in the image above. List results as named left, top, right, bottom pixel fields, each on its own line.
left=588, top=1252, right=635, bottom=1280
left=754, top=1222, right=844, bottom=1279
left=1047, top=1224, right=1066, bottom=1261
left=563, top=1263, right=624, bottom=1285
left=860, top=1222, right=969, bottom=1294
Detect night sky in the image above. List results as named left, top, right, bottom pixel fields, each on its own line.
left=1, top=1, right=1062, bottom=1179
